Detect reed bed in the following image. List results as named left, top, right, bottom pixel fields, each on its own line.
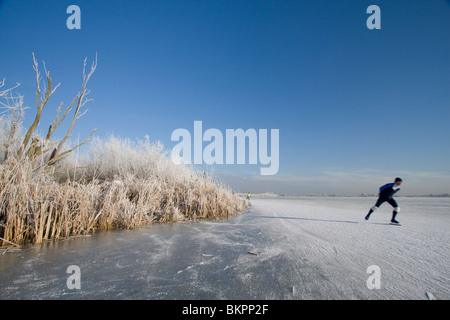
left=0, top=137, right=246, bottom=246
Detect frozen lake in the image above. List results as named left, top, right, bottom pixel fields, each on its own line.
left=0, top=197, right=449, bottom=299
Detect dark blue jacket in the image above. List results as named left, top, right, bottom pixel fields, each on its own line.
left=379, top=183, right=400, bottom=199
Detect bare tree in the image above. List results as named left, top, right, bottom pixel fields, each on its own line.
left=14, top=53, right=97, bottom=165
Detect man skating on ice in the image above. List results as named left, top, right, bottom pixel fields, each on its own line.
left=365, top=177, right=403, bottom=224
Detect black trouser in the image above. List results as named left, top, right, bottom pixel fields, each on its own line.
left=374, top=197, right=398, bottom=208
left=367, top=197, right=399, bottom=220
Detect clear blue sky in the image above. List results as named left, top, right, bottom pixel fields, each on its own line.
left=1, top=0, right=449, bottom=194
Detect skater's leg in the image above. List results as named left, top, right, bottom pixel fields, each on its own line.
left=391, top=207, right=400, bottom=223
left=365, top=206, right=378, bottom=219
left=387, top=198, right=400, bottom=222
left=366, top=198, right=385, bottom=220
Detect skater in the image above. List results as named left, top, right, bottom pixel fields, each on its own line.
left=365, top=177, right=403, bottom=224
left=246, top=192, right=251, bottom=201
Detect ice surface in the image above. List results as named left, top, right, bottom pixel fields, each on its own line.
left=0, top=197, right=448, bottom=299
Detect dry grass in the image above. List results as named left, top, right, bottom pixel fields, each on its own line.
left=0, top=152, right=246, bottom=245
left=0, top=58, right=246, bottom=246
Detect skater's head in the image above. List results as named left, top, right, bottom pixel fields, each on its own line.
left=394, top=177, right=403, bottom=186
